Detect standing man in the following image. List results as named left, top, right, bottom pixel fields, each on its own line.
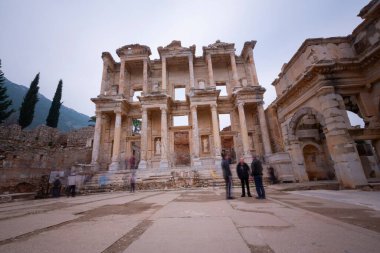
left=236, top=157, right=252, bottom=197
left=251, top=157, right=266, bottom=199
left=221, top=154, right=234, bottom=199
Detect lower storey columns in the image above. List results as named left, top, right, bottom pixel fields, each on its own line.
left=257, top=103, right=272, bottom=156
left=91, top=111, right=102, bottom=170
left=109, top=111, right=122, bottom=170
left=138, top=108, right=148, bottom=170
left=237, top=102, right=252, bottom=161
left=191, top=105, right=202, bottom=168
left=160, top=107, right=169, bottom=170
left=211, top=104, right=222, bottom=168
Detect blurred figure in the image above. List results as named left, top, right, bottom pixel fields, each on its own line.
left=129, top=153, right=136, bottom=170
left=130, top=172, right=136, bottom=193
left=52, top=175, right=61, bottom=198
left=222, top=154, right=234, bottom=199
left=66, top=172, right=76, bottom=197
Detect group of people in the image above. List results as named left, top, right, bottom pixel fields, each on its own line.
left=221, top=154, right=266, bottom=200
left=51, top=173, right=77, bottom=198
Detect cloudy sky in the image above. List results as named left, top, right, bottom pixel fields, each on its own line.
left=0, top=0, right=369, bottom=122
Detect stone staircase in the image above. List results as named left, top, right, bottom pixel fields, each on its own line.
left=79, top=162, right=273, bottom=194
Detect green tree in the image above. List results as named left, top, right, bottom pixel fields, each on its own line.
left=18, top=73, right=40, bottom=129
left=0, top=60, right=14, bottom=124
left=46, top=79, right=63, bottom=128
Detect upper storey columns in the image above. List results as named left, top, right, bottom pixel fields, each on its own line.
left=230, top=52, right=239, bottom=88
left=206, top=53, right=215, bottom=87
left=119, top=59, right=126, bottom=95
left=161, top=56, right=167, bottom=92
left=188, top=54, right=195, bottom=88
left=248, top=50, right=259, bottom=86
left=143, top=58, right=148, bottom=95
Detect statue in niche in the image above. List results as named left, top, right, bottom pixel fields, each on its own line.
left=202, top=137, right=209, bottom=153
left=155, top=138, right=161, bottom=155
left=152, top=82, right=160, bottom=92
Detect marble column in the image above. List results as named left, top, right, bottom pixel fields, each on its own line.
left=237, top=102, right=251, bottom=160
left=139, top=107, right=148, bottom=170
left=211, top=104, right=222, bottom=168
left=257, top=103, right=272, bottom=155
left=100, top=63, right=108, bottom=95
left=91, top=111, right=102, bottom=170
left=160, top=107, right=169, bottom=169
left=206, top=53, right=215, bottom=87
left=143, top=58, right=148, bottom=95
left=188, top=54, right=195, bottom=88
left=230, top=52, right=239, bottom=87
left=119, top=60, right=125, bottom=95
left=248, top=51, right=259, bottom=86
left=109, top=111, right=122, bottom=170
left=161, top=56, right=167, bottom=93
left=191, top=105, right=202, bottom=168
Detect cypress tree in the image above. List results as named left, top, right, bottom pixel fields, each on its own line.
left=18, top=73, right=40, bottom=129
left=0, top=60, right=14, bottom=124
left=46, top=79, right=63, bottom=128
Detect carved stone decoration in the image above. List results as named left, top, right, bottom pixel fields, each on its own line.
left=155, top=137, right=161, bottom=155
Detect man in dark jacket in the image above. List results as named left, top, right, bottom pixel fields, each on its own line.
left=251, top=156, right=266, bottom=199
left=236, top=157, right=252, bottom=197
left=221, top=154, right=234, bottom=199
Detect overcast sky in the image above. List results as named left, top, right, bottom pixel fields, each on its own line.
left=0, top=0, right=369, bottom=124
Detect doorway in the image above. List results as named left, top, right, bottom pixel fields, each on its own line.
left=174, top=131, right=190, bottom=166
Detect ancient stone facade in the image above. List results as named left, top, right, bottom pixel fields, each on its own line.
left=0, top=125, right=94, bottom=192
left=266, top=0, right=380, bottom=188
left=91, top=40, right=272, bottom=174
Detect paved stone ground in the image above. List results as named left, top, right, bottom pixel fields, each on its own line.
left=0, top=187, right=379, bottom=253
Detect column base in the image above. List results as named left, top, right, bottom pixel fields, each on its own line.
left=108, top=161, right=120, bottom=171
left=92, top=162, right=100, bottom=171
left=160, top=160, right=169, bottom=170
left=243, top=153, right=253, bottom=164
left=192, top=157, right=202, bottom=170
left=214, top=156, right=222, bottom=170
left=138, top=160, right=148, bottom=170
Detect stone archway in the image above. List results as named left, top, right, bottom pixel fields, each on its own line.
left=303, top=144, right=332, bottom=180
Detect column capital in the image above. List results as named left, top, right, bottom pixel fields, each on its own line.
left=188, top=54, right=193, bottom=61
left=160, top=106, right=167, bottom=112
left=210, top=104, right=217, bottom=111
left=190, top=104, right=198, bottom=110
left=237, top=101, right=245, bottom=108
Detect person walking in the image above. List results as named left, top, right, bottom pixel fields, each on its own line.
left=221, top=154, right=234, bottom=199
left=236, top=157, right=252, bottom=197
left=130, top=172, right=136, bottom=193
left=66, top=172, right=77, bottom=197
left=52, top=175, right=62, bottom=198
left=251, top=157, right=266, bottom=199
left=129, top=154, right=136, bottom=170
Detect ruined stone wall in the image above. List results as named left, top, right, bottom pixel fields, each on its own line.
left=0, top=125, right=94, bottom=193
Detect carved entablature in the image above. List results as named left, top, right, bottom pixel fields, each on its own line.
left=91, top=97, right=130, bottom=115
left=138, top=94, right=171, bottom=108
left=158, top=40, right=195, bottom=58
left=189, top=88, right=220, bottom=103
left=116, top=44, right=152, bottom=58
left=202, top=40, right=235, bottom=56
left=232, top=86, right=265, bottom=105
